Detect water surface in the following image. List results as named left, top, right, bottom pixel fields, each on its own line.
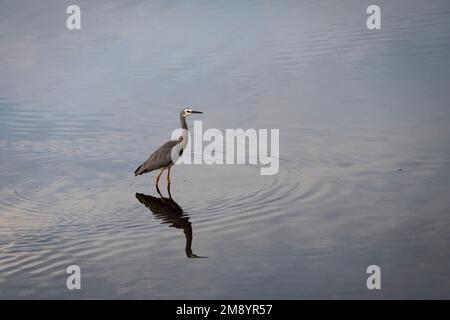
left=1, top=0, right=450, bottom=298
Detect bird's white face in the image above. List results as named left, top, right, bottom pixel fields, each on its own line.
left=182, top=107, right=202, bottom=117
left=183, top=108, right=193, bottom=117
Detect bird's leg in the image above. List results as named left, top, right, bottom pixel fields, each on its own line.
left=156, top=184, right=163, bottom=198
left=167, top=183, right=173, bottom=200
left=166, top=165, right=173, bottom=185
left=155, top=167, right=165, bottom=188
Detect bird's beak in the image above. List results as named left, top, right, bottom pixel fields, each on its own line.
left=191, top=110, right=203, bottom=114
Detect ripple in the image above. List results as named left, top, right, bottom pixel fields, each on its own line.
left=1, top=0, right=450, bottom=299
left=176, top=154, right=333, bottom=236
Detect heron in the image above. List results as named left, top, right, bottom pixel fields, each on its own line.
left=134, top=107, right=203, bottom=188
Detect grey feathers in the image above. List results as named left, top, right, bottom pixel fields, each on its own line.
left=134, top=139, right=180, bottom=176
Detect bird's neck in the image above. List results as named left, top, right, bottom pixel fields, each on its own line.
left=180, top=115, right=188, bottom=130
left=179, top=115, right=189, bottom=146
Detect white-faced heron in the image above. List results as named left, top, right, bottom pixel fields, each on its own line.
left=134, top=107, right=203, bottom=188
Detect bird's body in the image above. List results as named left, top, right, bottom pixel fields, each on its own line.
left=134, top=107, right=202, bottom=188
left=134, top=139, right=180, bottom=176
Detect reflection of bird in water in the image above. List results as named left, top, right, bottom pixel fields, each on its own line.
left=135, top=186, right=206, bottom=259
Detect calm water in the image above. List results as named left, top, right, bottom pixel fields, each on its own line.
left=1, top=0, right=450, bottom=299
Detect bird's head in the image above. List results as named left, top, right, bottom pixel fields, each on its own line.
left=181, top=107, right=203, bottom=118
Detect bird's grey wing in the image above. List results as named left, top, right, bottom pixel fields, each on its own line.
left=135, top=140, right=180, bottom=175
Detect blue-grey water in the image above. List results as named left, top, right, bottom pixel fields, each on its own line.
left=1, top=0, right=450, bottom=299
